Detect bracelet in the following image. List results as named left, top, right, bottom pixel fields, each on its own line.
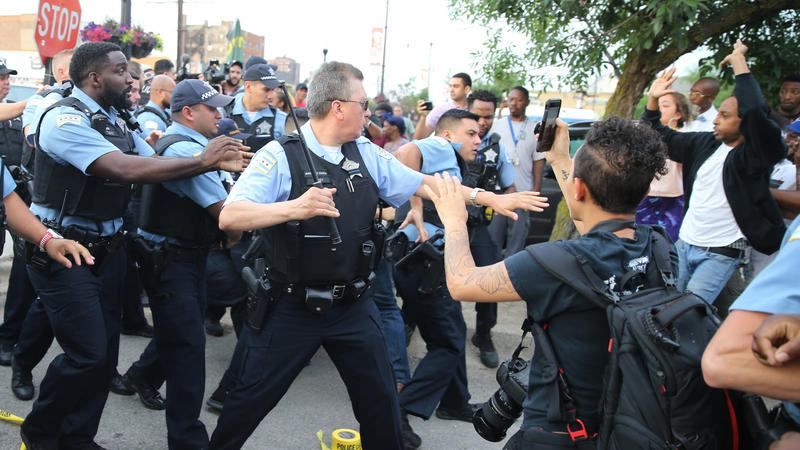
left=469, top=188, right=485, bottom=207
left=38, top=228, right=63, bottom=252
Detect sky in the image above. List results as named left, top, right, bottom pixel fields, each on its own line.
left=1, top=0, right=491, bottom=102
left=1, top=0, right=709, bottom=102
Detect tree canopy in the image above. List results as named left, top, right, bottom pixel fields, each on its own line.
left=452, top=0, right=800, bottom=117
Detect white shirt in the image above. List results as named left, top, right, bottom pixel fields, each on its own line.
left=489, top=116, right=545, bottom=192
left=679, top=143, right=744, bottom=247
left=683, top=105, right=717, bottom=132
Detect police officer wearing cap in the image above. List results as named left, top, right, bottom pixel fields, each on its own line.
left=206, top=61, right=547, bottom=450
left=117, top=79, right=243, bottom=449
left=20, top=42, right=248, bottom=450
left=224, top=63, right=287, bottom=151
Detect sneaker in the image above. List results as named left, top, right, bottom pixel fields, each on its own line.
left=471, top=332, right=499, bottom=368
left=205, top=319, right=224, bottom=337
left=401, top=413, right=421, bottom=449
left=435, top=403, right=481, bottom=423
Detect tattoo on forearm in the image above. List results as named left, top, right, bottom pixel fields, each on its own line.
left=444, top=227, right=516, bottom=296
left=560, top=169, right=570, bottom=181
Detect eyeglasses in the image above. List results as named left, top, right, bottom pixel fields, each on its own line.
left=331, top=98, right=369, bottom=112
left=689, top=91, right=708, bottom=98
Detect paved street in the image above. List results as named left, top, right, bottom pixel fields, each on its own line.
left=0, top=237, right=527, bottom=449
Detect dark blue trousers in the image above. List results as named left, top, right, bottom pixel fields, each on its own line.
left=393, top=263, right=470, bottom=419
left=23, top=247, right=126, bottom=449
left=472, top=224, right=502, bottom=335
left=12, top=298, right=53, bottom=373
left=208, top=293, right=403, bottom=450
left=0, top=236, right=38, bottom=346
left=131, top=255, right=209, bottom=450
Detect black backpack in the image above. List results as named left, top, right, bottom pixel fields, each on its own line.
left=527, top=222, right=741, bottom=450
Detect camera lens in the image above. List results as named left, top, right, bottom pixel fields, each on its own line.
left=472, top=388, right=523, bottom=442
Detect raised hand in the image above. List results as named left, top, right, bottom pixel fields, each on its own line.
left=719, top=39, right=748, bottom=69
left=647, top=67, right=678, bottom=100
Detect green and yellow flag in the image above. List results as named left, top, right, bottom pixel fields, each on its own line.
left=226, top=19, right=245, bottom=64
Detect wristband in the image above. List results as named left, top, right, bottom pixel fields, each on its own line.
left=469, top=188, right=485, bottom=207
left=38, top=228, right=63, bottom=252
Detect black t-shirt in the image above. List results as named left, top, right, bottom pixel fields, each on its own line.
left=504, top=224, right=669, bottom=434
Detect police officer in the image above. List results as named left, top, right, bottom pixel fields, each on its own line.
left=466, top=90, right=517, bottom=369
left=5, top=50, right=75, bottom=401
left=224, top=63, right=287, bottom=150
left=0, top=59, right=29, bottom=367
left=391, top=109, right=484, bottom=449
left=135, top=74, right=175, bottom=139
left=207, top=61, right=546, bottom=450
left=20, top=42, right=249, bottom=450
left=116, top=79, right=242, bottom=449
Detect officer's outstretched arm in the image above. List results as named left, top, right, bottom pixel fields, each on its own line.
left=219, top=187, right=339, bottom=232
left=425, top=172, right=522, bottom=303
left=88, top=136, right=250, bottom=184
left=3, top=192, right=94, bottom=268
left=0, top=101, right=26, bottom=121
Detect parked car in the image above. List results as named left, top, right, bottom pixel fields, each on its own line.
left=525, top=121, right=595, bottom=245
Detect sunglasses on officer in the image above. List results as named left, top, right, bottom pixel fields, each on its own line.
left=331, top=98, right=370, bottom=112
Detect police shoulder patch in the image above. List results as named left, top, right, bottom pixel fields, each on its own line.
left=55, top=113, right=83, bottom=127
left=254, top=150, right=278, bottom=176
left=373, top=145, right=393, bottom=160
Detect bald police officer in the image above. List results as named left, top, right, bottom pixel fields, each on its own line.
left=207, top=61, right=547, bottom=450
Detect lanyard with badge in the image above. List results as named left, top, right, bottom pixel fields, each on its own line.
left=507, top=116, right=527, bottom=166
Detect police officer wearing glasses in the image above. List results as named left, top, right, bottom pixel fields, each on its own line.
left=207, top=61, right=548, bottom=450
left=20, top=42, right=248, bottom=450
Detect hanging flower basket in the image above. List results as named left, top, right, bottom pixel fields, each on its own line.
left=80, top=20, right=164, bottom=59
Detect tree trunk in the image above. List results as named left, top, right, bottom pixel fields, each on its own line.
left=603, top=52, right=662, bottom=119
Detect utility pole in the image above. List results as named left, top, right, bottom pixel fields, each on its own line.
left=177, top=0, right=184, bottom=66
left=121, top=0, right=132, bottom=25
left=323, top=48, right=328, bottom=63
left=426, top=42, right=433, bottom=95
left=379, top=0, right=389, bottom=95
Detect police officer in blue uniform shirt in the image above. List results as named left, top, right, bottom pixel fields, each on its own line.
left=20, top=42, right=250, bottom=450
left=134, top=74, right=175, bottom=139
left=116, top=79, right=242, bottom=449
left=207, top=61, right=547, bottom=450
left=466, top=90, right=517, bottom=368
left=224, top=63, right=287, bottom=151
left=392, top=109, right=486, bottom=449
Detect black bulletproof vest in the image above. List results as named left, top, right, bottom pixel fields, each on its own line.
left=0, top=110, right=24, bottom=167
left=464, top=141, right=501, bottom=193
left=21, top=83, right=73, bottom=172
left=32, top=97, right=136, bottom=221
left=265, top=136, right=379, bottom=284
left=227, top=104, right=277, bottom=145
left=138, top=134, right=222, bottom=246
left=135, top=105, right=172, bottom=127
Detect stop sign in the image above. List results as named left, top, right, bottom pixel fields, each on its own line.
left=35, top=0, right=82, bottom=63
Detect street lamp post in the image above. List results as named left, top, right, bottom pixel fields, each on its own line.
left=379, top=0, right=389, bottom=96
left=323, top=48, right=328, bottom=63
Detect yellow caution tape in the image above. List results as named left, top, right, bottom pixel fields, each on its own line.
left=0, top=409, right=24, bottom=425
left=317, top=428, right=362, bottom=450
left=20, top=444, right=26, bottom=450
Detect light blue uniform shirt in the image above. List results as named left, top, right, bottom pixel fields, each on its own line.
left=23, top=86, right=70, bottom=145
left=731, top=216, right=800, bottom=315
left=138, top=122, right=227, bottom=243
left=230, top=93, right=287, bottom=140
left=30, top=87, right=154, bottom=236
left=481, top=134, right=516, bottom=190
left=135, top=101, right=171, bottom=139
left=225, top=122, right=423, bottom=208
left=2, top=166, right=15, bottom=198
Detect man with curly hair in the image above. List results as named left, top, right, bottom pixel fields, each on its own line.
left=424, top=114, right=669, bottom=449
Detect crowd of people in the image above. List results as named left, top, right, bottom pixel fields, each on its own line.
left=0, top=35, right=797, bottom=450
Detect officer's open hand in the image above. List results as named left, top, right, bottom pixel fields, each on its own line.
left=202, top=136, right=253, bottom=172
left=424, top=172, right=468, bottom=228
left=398, top=207, right=429, bottom=242
left=291, top=186, right=340, bottom=220
left=752, top=314, right=800, bottom=366
left=145, top=130, right=164, bottom=148
left=45, top=238, right=95, bottom=269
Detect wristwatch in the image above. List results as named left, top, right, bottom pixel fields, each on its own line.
left=469, top=188, right=485, bottom=207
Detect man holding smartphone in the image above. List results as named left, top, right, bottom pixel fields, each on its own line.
left=413, top=73, right=472, bottom=139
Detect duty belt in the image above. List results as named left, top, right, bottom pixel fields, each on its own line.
left=59, top=226, right=125, bottom=254
left=275, top=279, right=371, bottom=303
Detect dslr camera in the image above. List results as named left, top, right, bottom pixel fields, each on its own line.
left=473, top=353, right=530, bottom=442
left=204, top=59, right=228, bottom=85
